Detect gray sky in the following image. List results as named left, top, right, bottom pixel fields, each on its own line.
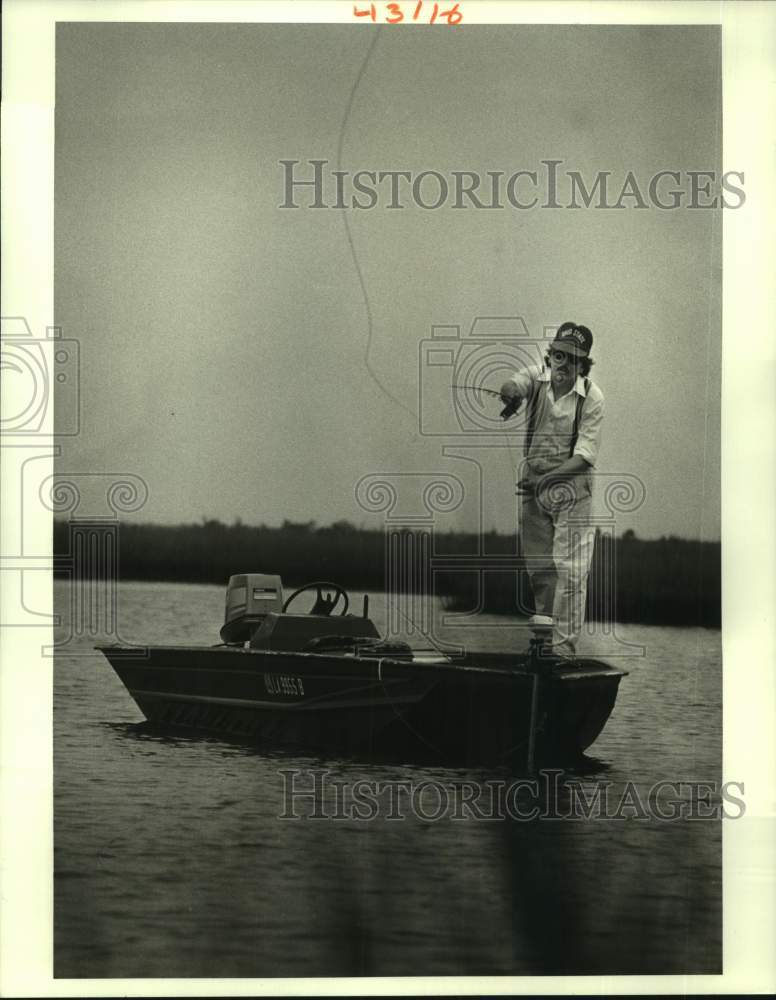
left=55, top=23, right=722, bottom=540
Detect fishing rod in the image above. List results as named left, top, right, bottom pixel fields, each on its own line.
left=450, top=384, right=524, bottom=421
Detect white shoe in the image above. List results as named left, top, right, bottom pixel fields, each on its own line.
left=527, top=614, right=554, bottom=639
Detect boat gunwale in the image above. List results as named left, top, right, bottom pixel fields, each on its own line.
left=95, top=644, right=628, bottom=681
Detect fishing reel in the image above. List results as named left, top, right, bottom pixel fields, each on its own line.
left=500, top=395, right=523, bottom=421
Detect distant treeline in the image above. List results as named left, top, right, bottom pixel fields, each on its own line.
left=52, top=519, right=720, bottom=628
left=440, top=530, right=720, bottom=628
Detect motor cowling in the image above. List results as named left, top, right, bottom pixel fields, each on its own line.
left=220, top=573, right=283, bottom=644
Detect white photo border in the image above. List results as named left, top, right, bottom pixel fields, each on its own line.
left=1, top=0, right=774, bottom=995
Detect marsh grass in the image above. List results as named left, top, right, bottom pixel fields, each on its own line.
left=53, top=519, right=719, bottom=627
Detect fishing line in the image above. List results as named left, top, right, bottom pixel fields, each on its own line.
left=339, top=34, right=525, bottom=636
left=375, top=603, right=451, bottom=756
left=451, top=381, right=524, bottom=514
left=454, top=381, right=528, bottom=618
left=387, top=595, right=447, bottom=654
left=336, top=29, right=417, bottom=423
left=500, top=394, right=527, bottom=625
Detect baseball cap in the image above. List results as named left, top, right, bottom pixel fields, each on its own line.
left=550, top=324, right=593, bottom=358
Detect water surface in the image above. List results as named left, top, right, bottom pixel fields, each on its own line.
left=54, top=580, right=721, bottom=977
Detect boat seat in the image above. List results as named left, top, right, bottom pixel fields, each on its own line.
left=249, top=612, right=380, bottom=652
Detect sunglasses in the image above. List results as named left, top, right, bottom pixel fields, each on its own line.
left=549, top=349, right=581, bottom=364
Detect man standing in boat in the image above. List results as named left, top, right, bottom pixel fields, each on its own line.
left=500, top=323, right=604, bottom=660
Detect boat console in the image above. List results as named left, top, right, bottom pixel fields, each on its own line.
left=219, top=573, right=379, bottom=650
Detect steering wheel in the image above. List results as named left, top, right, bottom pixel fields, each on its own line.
left=282, top=581, right=350, bottom=617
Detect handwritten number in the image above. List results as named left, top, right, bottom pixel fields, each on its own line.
left=353, top=1, right=462, bottom=23
left=353, top=3, right=377, bottom=20
left=441, top=3, right=462, bottom=24
left=386, top=2, right=404, bottom=23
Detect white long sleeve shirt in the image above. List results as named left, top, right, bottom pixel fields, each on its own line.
left=511, top=364, right=605, bottom=473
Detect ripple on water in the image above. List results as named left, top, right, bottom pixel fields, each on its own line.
left=54, top=581, right=722, bottom=978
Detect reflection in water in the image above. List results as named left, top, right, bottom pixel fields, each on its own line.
left=114, top=717, right=610, bottom=774
left=261, top=757, right=720, bottom=976
left=55, top=582, right=721, bottom=977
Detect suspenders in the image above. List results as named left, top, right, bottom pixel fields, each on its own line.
left=570, top=377, right=591, bottom=455
left=524, top=373, right=590, bottom=457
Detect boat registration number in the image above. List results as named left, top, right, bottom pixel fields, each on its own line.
left=264, top=673, right=305, bottom=697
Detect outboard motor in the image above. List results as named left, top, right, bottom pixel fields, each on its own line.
left=220, top=574, right=283, bottom=644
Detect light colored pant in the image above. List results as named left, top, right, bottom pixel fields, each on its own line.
left=520, top=489, right=595, bottom=655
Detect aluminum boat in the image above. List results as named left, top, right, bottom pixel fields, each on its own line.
left=98, top=574, right=627, bottom=767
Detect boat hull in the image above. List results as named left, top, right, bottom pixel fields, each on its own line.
left=98, top=645, right=626, bottom=766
